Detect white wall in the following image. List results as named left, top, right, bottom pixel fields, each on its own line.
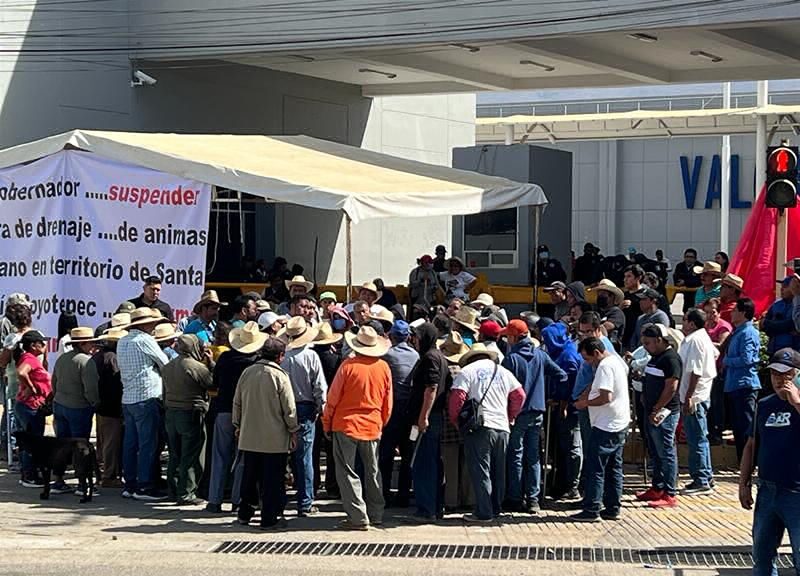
left=545, top=135, right=760, bottom=264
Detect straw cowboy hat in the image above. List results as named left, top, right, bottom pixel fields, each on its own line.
left=472, top=293, right=494, bottom=308
left=452, top=306, right=481, bottom=334
left=67, top=327, right=96, bottom=344
left=313, top=321, right=343, bottom=347
left=285, top=275, right=314, bottom=292
left=592, top=279, right=624, bottom=306
left=153, top=323, right=182, bottom=343
left=229, top=321, right=268, bottom=354
left=358, top=282, right=382, bottom=301
left=192, top=290, right=227, bottom=313
left=344, top=325, right=391, bottom=358
left=103, top=312, right=131, bottom=332
left=458, top=342, right=499, bottom=367
left=255, top=299, right=271, bottom=313
left=439, top=331, right=470, bottom=364
left=693, top=261, right=723, bottom=277
left=127, top=307, right=171, bottom=328
left=283, top=316, right=320, bottom=350
left=722, top=273, right=745, bottom=291
left=367, top=305, right=394, bottom=325
left=96, top=328, right=128, bottom=342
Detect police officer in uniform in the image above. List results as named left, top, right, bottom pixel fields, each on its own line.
left=532, top=244, right=567, bottom=287
left=739, top=348, right=800, bottom=575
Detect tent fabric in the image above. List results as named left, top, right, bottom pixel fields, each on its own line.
left=728, top=185, right=800, bottom=315
left=0, top=130, right=547, bottom=223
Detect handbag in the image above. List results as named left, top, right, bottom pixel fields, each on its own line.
left=457, top=362, right=499, bottom=434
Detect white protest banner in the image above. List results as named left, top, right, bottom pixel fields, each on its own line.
left=0, top=150, right=211, bottom=344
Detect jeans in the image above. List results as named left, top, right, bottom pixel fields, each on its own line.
left=582, top=428, right=626, bottom=515
left=682, top=401, right=713, bottom=486
left=752, top=480, right=800, bottom=576
left=165, top=408, right=206, bottom=502
left=464, top=426, right=509, bottom=520
left=727, top=388, right=758, bottom=464
left=291, top=403, right=316, bottom=512
left=645, top=411, right=679, bottom=496
left=332, top=432, right=384, bottom=526
left=53, top=403, right=94, bottom=439
left=506, top=410, right=544, bottom=505
left=555, top=409, right=582, bottom=496
left=378, top=402, right=413, bottom=504
left=411, top=411, right=443, bottom=518
left=122, top=398, right=162, bottom=492
left=14, top=402, right=44, bottom=477
left=208, top=412, right=244, bottom=506
left=238, top=451, right=288, bottom=528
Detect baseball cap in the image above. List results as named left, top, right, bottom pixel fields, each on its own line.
left=389, top=320, right=410, bottom=340
left=257, top=311, right=281, bottom=332
left=8, top=293, right=32, bottom=308
left=420, top=255, right=433, bottom=265
left=779, top=276, right=794, bottom=286
left=479, top=320, right=502, bottom=339
left=768, top=348, right=800, bottom=373
left=116, top=301, right=136, bottom=314
left=319, top=291, right=337, bottom=303
left=543, top=281, right=567, bottom=292
left=640, top=288, right=661, bottom=301
left=499, top=319, right=529, bottom=338
left=21, top=330, right=47, bottom=345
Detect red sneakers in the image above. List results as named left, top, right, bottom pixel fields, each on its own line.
left=648, top=495, right=678, bottom=509
left=635, top=488, right=664, bottom=502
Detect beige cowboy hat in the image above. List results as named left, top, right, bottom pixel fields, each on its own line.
left=458, top=342, right=499, bottom=367
left=312, top=321, right=343, bottom=347
left=96, top=328, right=129, bottom=342
left=282, top=316, right=320, bottom=350
left=344, top=325, right=391, bottom=358
left=127, top=307, right=171, bottom=328
left=693, top=261, right=723, bottom=277
left=591, top=279, right=624, bottom=306
left=367, top=305, right=394, bottom=325
left=438, top=331, right=470, bottom=364
left=255, top=299, right=271, bottom=313
left=192, top=290, right=228, bottom=313
left=229, top=321, right=268, bottom=354
left=357, top=282, right=382, bottom=301
left=67, top=327, right=97, bottom=344
left=721, top=273, right=745, bottom=291
left=472, top=293, right=494, bottom=308
left=452, top=306, right=481, bottom=334
left=153, top=323, right=182, bottom=343
left=103, top=312, right=131, bottom=332
left=285, top=275, right=314, bottom=292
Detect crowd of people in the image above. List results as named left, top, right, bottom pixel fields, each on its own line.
left=1, top=244, right=799, bottom=574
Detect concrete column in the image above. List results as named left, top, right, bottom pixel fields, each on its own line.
left=598, top=140, right=618, bottom=254
left=755, top=81, right=769, bottom=197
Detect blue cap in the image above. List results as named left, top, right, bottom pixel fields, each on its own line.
left=389, top=320, right=410, bottom=340
left=780, top=276, right=793, bottom=286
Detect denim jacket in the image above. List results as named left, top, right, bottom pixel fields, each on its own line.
left=723, top=321, right=761, bottom=393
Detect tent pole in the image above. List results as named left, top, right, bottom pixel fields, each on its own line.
left=533, top=205, right=541, bottom=313
left=345, top=212, right=353, bottom=304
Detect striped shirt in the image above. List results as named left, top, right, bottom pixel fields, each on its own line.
left=117, top=329, right=169, bottom=405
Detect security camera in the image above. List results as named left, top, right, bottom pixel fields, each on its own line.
left=131, top=70, right=157, bottom=87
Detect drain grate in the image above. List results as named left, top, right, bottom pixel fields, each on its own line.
left=213, top=541, right=794, bottom=568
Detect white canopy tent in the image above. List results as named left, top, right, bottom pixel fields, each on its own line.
left=0, top=130, right=547, bottom=296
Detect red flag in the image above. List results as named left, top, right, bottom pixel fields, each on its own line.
left=729, top=186, right=800, bottom=315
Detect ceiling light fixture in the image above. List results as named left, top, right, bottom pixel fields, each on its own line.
left=627, top=33, right=658, bottom=43
left=287, top=54, right=315, bottom=62
left=451, top=43, right=481, bottom=53
left=358, top=67, right=397, bottom=79
left=520, top=59, right=556, bottom=72
left=690, top=50, right=723, bottom=63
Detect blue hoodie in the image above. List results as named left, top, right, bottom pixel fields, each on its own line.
left=541, top=323, right=582, bottom=402
left=502, top=338, right=567, bottom=413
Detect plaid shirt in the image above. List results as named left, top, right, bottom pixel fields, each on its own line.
left=117, top=329, right=169, bottom=405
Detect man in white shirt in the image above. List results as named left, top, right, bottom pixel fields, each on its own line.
left=448, top=343, right=525, bottom=523
left=678, top=308, right=718, bottom=495
left=572, top=337, right=630, bottom=522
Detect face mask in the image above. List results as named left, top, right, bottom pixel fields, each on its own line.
left=539, top=252, right=549, bottom=260
left=596, top=294, right=610, bottom=309
left=332, top=318, right=347, bottom=332
left=794, top=371, right=800, bottom=390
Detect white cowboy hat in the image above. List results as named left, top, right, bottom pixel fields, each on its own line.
left=313, top=321, right=343, bottom=347
left=127, top=307, right=171, bottom=328
left=67, top=327, right=97, bottom=344
left=103, top=312, right=131, bottom=332
left=285, top=275, right=314, bottom=293
left=458, top=342, right=499, bottom=367
left=153, top=323, right=182, bottom=343
left=367, top=305, right=394, bottom=326
left=255, top=299, right=271, bottom=312
left=96, top=328, right=129, bottom=342
left=283, top=316, right=319, bottom=350
left=357, top=282, right=382, bottom=301
left=591, top=279, right=624, bottom=306
left=229, top=321, right=268, bottom=354
left=344, top=326, right=391, bottom=358
left=472, top=293, right=494, bottom=308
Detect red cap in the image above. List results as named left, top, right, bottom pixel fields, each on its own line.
left=420, top=255, right=433, bottom=264
left=479, top=320, right=503, bottom=339
left=499, top=319, right=529, bottom=338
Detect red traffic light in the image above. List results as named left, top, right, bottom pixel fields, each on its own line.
left=768, top=147, right=797, bottom=176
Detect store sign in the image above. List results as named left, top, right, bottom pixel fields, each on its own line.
left=680, top=154, right=752, bottom=210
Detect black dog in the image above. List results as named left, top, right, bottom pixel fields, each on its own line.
left=13, top=431, right=100, bottom=503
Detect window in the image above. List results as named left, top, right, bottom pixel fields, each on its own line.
left=463, top=207, right=518, bottom=269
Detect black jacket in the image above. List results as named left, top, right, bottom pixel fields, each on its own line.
left=129, top=295, right=174, bottom=321
left=93, top=349, right=122, bottom=418
left=407, top=323, right=450, bottom=424
left=212, top=349, right=259, bottom=413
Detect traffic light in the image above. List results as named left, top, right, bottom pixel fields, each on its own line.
left=766, top=144, right=798, bottom=208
